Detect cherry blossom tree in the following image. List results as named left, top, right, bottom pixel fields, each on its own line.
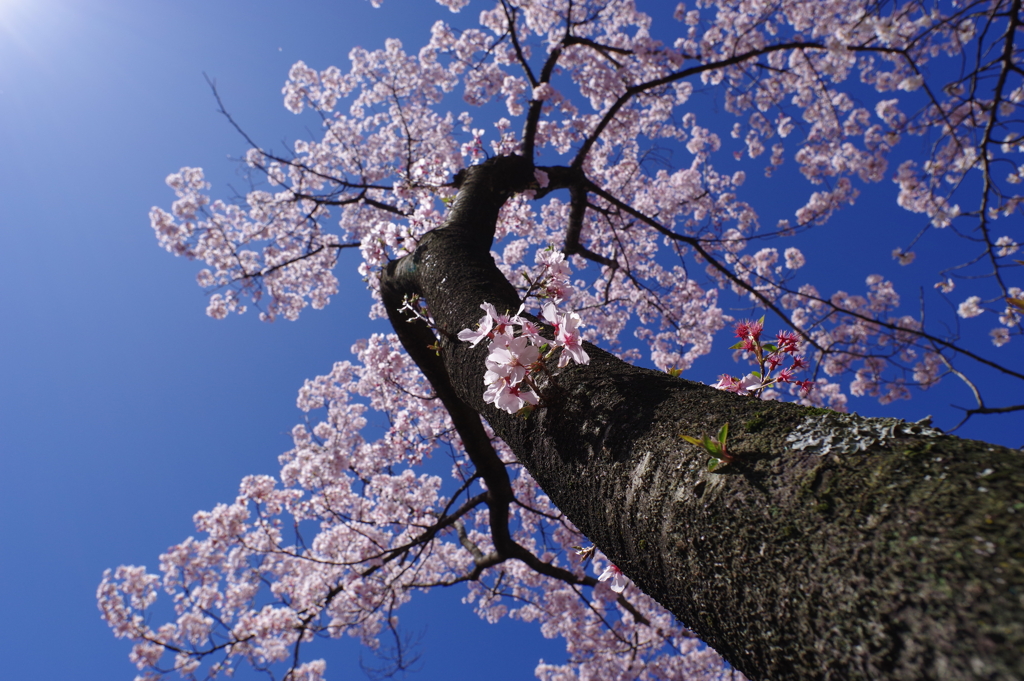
left=100, top=1, right=1023, bottom=680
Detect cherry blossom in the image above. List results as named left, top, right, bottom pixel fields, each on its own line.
left=783, top=248, right=805, bottom=270
left=467, top=295, right=592, bottom=414
left=996, top=236, right=1019, bottom=258
left=484, top=370, right=541, bottom=412
left=711, top=373, right=761, bottom=395
left=486, top=334, right=540, bottom=384
left=598, top=564, right=629, bottom=594
left=542, top=303, right=590, bottom=368
left=457, top=302, right=504, bottom=346
left=712, top=319, right=812, bottom=398
left=891, top=248, right=916, bottom=266
left=958, top=296, right=984, bottom=319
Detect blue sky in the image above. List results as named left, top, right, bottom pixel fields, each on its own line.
left=0, top=1, right=1018, bottom=680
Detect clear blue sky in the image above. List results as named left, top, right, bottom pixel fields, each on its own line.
left=0, top=1, right=1017, bottom=680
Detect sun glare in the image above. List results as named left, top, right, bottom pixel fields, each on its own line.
left=0, top=0, right=29, bottom=18
left=0, top=0, right=31, bottom=36
left=0, top=0, right=63, bottom=73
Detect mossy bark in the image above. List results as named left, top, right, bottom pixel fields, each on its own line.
left=380, top=155, right=1024, bottom=681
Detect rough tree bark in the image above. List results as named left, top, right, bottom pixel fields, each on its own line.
left=379, top=155, right=1024, bottom=681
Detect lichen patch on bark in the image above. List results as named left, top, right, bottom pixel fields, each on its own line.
left=785, top=412, right=945, bottom=456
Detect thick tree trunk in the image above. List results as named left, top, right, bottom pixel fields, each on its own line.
left=380, top=155, right=1024, bottom=681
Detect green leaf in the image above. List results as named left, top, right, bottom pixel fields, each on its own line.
left=679, top=435, right=704, bottom=448
left=729, top=340, right=747, bottom=350
left=707, top=457, right=723, bottom=472
left=717, top=422, right=729, bottom=443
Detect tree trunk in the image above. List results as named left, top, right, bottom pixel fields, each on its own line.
left=379, top=155, right=1024, bottom=681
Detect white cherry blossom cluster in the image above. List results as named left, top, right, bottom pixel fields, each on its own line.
left=148, top=0, right=1021, bottom=392
left=955, top=286, right=1023, bottom=348
left=779, top=275, right=947, bottom=406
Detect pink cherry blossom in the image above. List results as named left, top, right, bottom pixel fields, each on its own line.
left=712, top=373, right=761, bottom=395
left=784, top=247, right=805, bottom=270
left=892, top=248, right=916, bottom=266
left=457, top=305, right=496, bottom=346
left=990, top=328, right=1010, bottom=347
left=541, top=303, right=590, bottom=367
left=485, top=371, right=540, bottom=413
left=598, top=564, right=628, bottom=594
left=486, top=334, right=540, bottom=384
